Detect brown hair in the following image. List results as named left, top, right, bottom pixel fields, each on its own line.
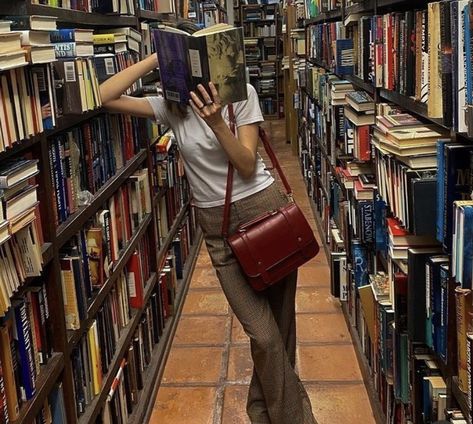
left=165, top=101, right=189, bottom=119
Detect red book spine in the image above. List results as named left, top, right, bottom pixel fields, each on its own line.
left=357, top=126, right=371, bottom=161
left=128, top=252, right=144, bottom=309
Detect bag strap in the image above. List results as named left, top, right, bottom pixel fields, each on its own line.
left=221, top=104, right=293, bottom=238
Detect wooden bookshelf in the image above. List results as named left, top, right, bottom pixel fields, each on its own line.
left=0, top=3, right=202, bottom=423
left=128, top=229, right=203, bottom=424
left=14, top=353, right=65, bottom=424
left=298, top=0, right=473, bottom=420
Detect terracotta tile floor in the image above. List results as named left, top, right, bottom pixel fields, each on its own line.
left=149, top=121, right=376, bottom=424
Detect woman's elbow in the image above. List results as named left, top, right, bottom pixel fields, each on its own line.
left=239, top=163, right=257, bottom=180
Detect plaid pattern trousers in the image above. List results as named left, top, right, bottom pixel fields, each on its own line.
left=196, top=183, right=317, bottom=424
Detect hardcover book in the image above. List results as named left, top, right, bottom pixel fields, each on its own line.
left=154, top=24, right=247, bottom=105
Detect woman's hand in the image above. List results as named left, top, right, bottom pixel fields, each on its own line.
left=189, top=83, right=225, bottom=129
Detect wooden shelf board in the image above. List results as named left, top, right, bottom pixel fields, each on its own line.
left=156, top=202, right=191, bottom=265
left=15, top=353, right=64, bottom=424
left=0, top=3, right=137, bottom=26
left=378, top=89, right=449, bottom=129
left=340, top=303, right=386, bottom=424
left=0, top=109, right=104, bottom=162
left=56, top=149, right=147, bottom=248
left=77, top=272, right=158, bottom=424
left=128, top=229, right=203, bottom=424
left=41, top=242, right=54, bottom=266
left=137, top=9, right=174, bottom=20
left=451, top=376, right=471, bottom=423
left=304, top=9, right=342, bottom=26
left=67, top=213, right=153, bottom=350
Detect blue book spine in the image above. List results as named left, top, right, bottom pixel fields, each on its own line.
left=359, top=200, right=374, bottom=244
left=462, top=206, right=473, bottom=289
left=351, top=241, right=368, bottom=288
left=336, top=39, right=354, bottom=75
left=436, top=140, right=449, bottom=242
left=374, top=193, right=388, bottom=253
left=153, top=31, right=192, bottom=105
left=13, top=302, right=36, bottom=400
left=426, top=263, right=434, bottom=349
left=50, top=29, right=76, bottom=43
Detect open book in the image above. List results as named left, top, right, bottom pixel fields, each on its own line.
left=154, top=24, right=247, bottom=105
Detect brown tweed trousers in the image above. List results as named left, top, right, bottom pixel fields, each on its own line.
left=196, top=183, right=317, bottom=424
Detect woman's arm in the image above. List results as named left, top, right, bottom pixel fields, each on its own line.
left=190, top=83, right=258, bottom=180
left=99, top=55, right=158, bottom=118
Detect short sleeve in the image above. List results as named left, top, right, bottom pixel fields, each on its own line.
left=145, top=96, right=170, bottom=126
left=233, top=84, right=264, bottom=127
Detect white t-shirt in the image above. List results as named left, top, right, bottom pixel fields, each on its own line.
left=146, top=83, right=274, bottom=208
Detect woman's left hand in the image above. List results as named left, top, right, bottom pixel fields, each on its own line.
left=189, top=82, right=225, bottom=129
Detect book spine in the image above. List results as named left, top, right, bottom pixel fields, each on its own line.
left=50, top=29, right=75, bottom=43
left=13, top=302, right=36, bottom=401
left=54, top=43, right=77, bottom=58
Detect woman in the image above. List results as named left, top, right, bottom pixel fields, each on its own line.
left=99, top=25, right=317, bottom=424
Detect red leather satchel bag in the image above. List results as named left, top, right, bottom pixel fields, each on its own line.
left=222, top=106, right=319, bottom=291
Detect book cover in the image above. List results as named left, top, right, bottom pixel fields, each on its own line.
left=154, top=25, right=246, bottom=105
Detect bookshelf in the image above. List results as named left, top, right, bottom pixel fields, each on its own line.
left=236, top=2, right=284, bottom=118
left=0, top=3, right=202, bottom=424
left=295, top=0, right=473, bottom=422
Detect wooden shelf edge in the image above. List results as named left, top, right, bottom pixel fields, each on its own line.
left=341, top=303, right=387, bottom=424
left=77, top=272, right=158, bottom=424
left=306, top=188, right=385, bottom=423
left=156, top=201, right=191, bottom=266
left=28, top=4, right=136, bottom=26
left=129, top=229, right=203, bottom=424
left=451, top=376, right=471, bottom=423
left=15, top=353, right=64, bottom=424
left=67, top=213, right=153, bottom=350
left=56, top=150, right=147, bottom=247
left=0, top=110, right=104, bottom=163
left=137, top=9, right=173, bottom=21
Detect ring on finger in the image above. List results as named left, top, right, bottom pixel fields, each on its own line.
left=206, top=100, right=213, bottom=106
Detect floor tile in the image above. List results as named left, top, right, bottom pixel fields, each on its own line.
left=297, top=345, right=363, bottom=382
left=173, top=315, right=229, bottom=346
left=190, top=266, right=222, bottom=289
left=231, top=318, right=249, bottom=344
left=306, top=384, right=376, bottom=424
left=149, top=386, right=217, bottom=424
left=296, top=287, right=340, bottom=314
left=182, top=290, right=229, bottom=315
left=297, top=313, right=350, bottom=343
left=221, top=386, right=251, bottom=424
left=297, top=264, right=331, bottom=287
left=162, top=347, right=224, bottom=384
left=227, top=345, right=253, bottom=384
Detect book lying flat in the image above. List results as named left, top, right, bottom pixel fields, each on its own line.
left=154, top=24, right=247, bottom=105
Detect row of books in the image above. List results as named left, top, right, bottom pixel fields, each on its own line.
left=32, top=384, right=67, bottom=424
left=294, top=55, right=473, bottom=420
left=307, top=1, right=473, bottom=133
left=30, top=0, right=136, bottom=15
left=151, top=135, right=191, bottom=248
left=60, top=171, right=153, bottom=331
left=0, top=21, right=144, bottom=151
left=49, top=114, right=142, bottom=226
left=303, top=0, right=339, bottom=19
left=0, top=284, right=53, bottom=422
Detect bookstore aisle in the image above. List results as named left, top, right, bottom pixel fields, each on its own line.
left=149, top=120, right=376, bottom=424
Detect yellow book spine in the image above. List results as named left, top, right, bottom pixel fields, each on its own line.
left=93, top=34, right=115, bottom=45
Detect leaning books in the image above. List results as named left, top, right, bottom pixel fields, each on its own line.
left=154, top=23, right=247, bottom=105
